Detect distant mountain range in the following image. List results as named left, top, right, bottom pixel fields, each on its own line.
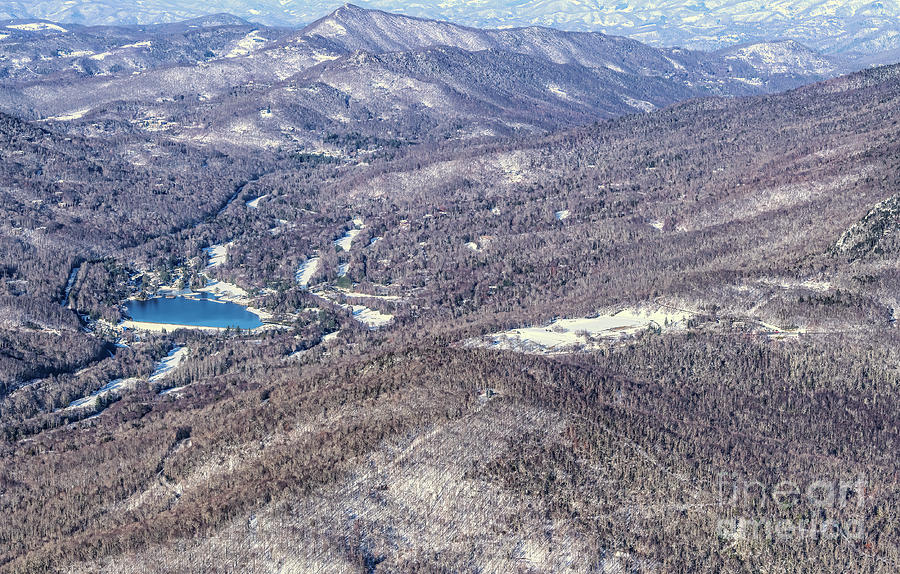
left=0, top=5, right=863, bottom=152
left=2, top=1, right=900, bottom=56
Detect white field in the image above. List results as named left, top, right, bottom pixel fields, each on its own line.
left=120, top=40, right=151, bottom=49
left=555, top=209, right=570, bottom=220
left=334, top=218, right=366, bottom=251
left=66, top=346, right=188, bottom=410
left=201, top=280, right=249, bottom=301
left=322, top=330, right=341, bottom=343
left=7, top=22, right=67, bottom=32
left=46, top=108, right=91, bottom=121
left=313, top=289, right=395, bottom=330
left=546, top=82, right=570, bottom=99
left=334, top=228, right=361, bottom=251
left=621, top=95, right=656, bottom=112
left=58, top=49, right=94, bottom=58
left=204, top=243, right=229, bottom=268
left=290, top=329, right=342, bottom=359
left=149, top=347, right=189, bottom=383
left=296, top=256, right=320, bottom=287
left=352, top=305, right=393, bottom=329
left=341, top=291, right=405, bottom=302
left=473, top=307, right=694, bottom=353
left=67, top=377, right=141, bottom=410
left=226, top=30, right=268, bottom=58
left=246, top=194, right=268, bottom=209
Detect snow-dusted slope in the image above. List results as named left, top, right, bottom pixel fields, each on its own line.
left=4, top=1, right=900, bottom=55
left=718, top=40, right=843, bottom=75
left=0, top=6, right=854, bottom=150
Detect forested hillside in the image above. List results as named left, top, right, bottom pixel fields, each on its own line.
left=0, top=9, right=898, bottom=574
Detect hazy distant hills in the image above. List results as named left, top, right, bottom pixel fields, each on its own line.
left=4, top=0, right=900, bottom=56
left=0, top=5, right=857, bottom=152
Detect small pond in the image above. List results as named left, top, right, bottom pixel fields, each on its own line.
left=125, top=294, right=263, bottom=329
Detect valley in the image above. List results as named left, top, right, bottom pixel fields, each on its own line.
left=0, top=5, right=898, bottom=573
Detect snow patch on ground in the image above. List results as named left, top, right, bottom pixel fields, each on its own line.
left=204, top=243, right=229, bottom=268
left=65, top=346, right=188, bottom=411
left=67, top=377, right=141, bottom=410
left=202, top=280, right=249, bottom=302
left=469, top=306, right=693, bottom=354
left=495, top=153, right=528, bottom=183
left=335, top=220, right=364, bottom=251
left=149, top=346, right=188, bottom=383
left=351, top=305, right=393, bottom=329
left=341, top=291, right=405, bottom=303
left=757, top=277, right=832, bottom=292
left=246, top=194, right=268, bottom=209
left=58, top=49, right=93, bottom=58
left=121, top=40, right=151, bottom=49
left=7, top=22, right=66, bottom=32
left=226, top=30, right=268, bottom=58
left=296, top=257, right=320, bottom=288
left=46, top=108, right=91, bottom=121
left=546, top=83, right=570, bottom=99
left=621, top=95, right=656, bottom=112
left=309, top=18, right=348, bottom=38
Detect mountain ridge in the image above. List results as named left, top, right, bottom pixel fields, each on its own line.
left=0, top=6, right=859, bottom=154
left=4, top=0, right=900, bottom=56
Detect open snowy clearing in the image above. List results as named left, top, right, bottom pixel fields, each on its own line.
left=201, top=279, right=249, bottom=302
left=335, top=228, right=361, bottom=251
left=313, top=289, right=395, bottom=329
left=7, top=22, right=67, bottom=32
left=296, top=256, right=320, bottom=287
left=66, top=347, right=188, bottom=410
left=46, top=108, right=91, bottom=121
left=334, top=218, right=366, bottom=252
left=341, top=291, right=405, bottom=303
left=246, top=194, right=268, bottom=209
left=351, top=305, right=393, bottom=329
left=67, top=377, right=142, bottom=410
left=555, top=209, right=570, bottom=221
left=204, top=243, right=229, bottom=268
left=149, top=346, right=189, bottom=383
left=468, top=307, right=694, bottom=354
left=120, top=40, right=151, bottom=49
left=226, top=30, right=268, bottom=58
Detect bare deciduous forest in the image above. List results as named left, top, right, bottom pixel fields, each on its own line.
left=0, top=6, right=899, bottom=573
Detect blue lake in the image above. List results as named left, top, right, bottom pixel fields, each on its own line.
left=125, top=295, right=263, bottom=329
